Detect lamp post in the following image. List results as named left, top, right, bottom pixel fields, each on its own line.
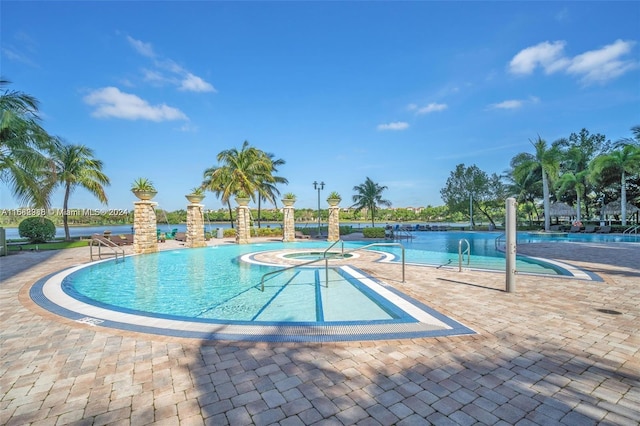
left=313, top=181, right=324, bottom=238
left=598, top=194, right=605, bottom=225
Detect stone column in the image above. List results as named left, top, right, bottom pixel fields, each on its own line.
left=186, top=203, right=206, bottom=248
left=133, top=201, right=158, bottom=254
left=236, top=206, right=251, bottom=244
left=282, top=206, right=295, bottom=242
left=328, top=205, right=340, bottom=242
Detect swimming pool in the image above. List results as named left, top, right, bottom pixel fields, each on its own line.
left=33, top=242, right=476, bottom=341
left=365, top=231, right=637, bottom=275
left=32, top=231, right=605, bottom=341
left=63, top=247, right=394, bottom=323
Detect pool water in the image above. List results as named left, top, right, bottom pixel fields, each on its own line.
left=40, top=232, right=619, bottom=340
left=364, top=231, right=638, bottom=274
left=63, top=244, right=405, bottom=323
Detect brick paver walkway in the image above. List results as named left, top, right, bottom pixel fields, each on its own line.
left=1, top=237, right=639, bottom=425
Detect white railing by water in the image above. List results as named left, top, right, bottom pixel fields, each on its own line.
left=90, top=234, right=125, bottom=262
left=623, top=224, right=639, bottom=236
left=458, top=239, right=470, bottom=272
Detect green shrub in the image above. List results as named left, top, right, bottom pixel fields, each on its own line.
left=339, top=225, right=353, bottom=235
left=18, top=217, right=56, bottom=243
left=362, top=227, right=386, bottom=238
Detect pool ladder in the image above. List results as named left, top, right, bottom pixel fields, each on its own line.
left=623, top=224, right=639, bottom=236
left=458, top=239, right=470, bottom=271
left=89, top=234, right=125, bottom=262
left=259, top=240, right=406, bottom=291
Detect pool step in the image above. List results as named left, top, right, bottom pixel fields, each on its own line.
left=255, top=269, right=325, bottom=322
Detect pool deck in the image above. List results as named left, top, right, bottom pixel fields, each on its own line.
left=1, top=236, right=639, bottom=425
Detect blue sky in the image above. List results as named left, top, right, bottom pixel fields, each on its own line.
left=1, top=1, right=639, bottom=212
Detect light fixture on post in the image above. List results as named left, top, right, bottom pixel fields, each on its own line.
left=313, top=181, right=325, bottom=238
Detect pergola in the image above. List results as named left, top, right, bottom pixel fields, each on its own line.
left=601, top=201, right=640, bottom=223
left=548, top=202, right=577, bottom=218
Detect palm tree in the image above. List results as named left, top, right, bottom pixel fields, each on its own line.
left=351, top=177, right=392, bottom=226
left=505, top=160, right=542, bottom=225
left=50, top=143, right=110, bottom=240
left=556, top=170, right=588, bottom=222
left=510, top=137, right=561, bottom=231
left=0, top=79, right=57, bottom=207
left=255, top=153, right=288, bottom=228
left=556, top=144, right=590, bottom=221
left=201, top=141, right=273, bottom=227
left=590, top=138, right=640, bottom=226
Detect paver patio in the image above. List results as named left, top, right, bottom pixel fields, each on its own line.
left=1, top=237, right=638, bottom=425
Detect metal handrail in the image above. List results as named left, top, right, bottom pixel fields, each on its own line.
left=323, top=239, right=344, bottom=257
left=90, top=234, right=125, bottom=262
left=623, top=225, right=639, bottom=235
left=323, top=240, right=344, bottom=288
left=458, top=239, right=470, bottom=271
left=260, top=241, right=406, bottom=291
left=495, top=233, right=505, bottom=251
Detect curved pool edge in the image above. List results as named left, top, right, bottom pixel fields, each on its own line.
left=30, top=261, right=476, bottom=342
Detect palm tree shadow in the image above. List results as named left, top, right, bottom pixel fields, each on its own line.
left=0, top=250, right=62, bottom=281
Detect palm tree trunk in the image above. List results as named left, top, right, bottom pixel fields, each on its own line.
left=542, top=172, right=551, bottom=231
left=621, top=171, right=627, bottom=226
left=63, top=183, right=71, bottom=241
left=257, top=196, right=262, bottom=228
left=227, top=201, right=234, bottom=228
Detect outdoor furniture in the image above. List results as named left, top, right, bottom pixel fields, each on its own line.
left=116, top=234, right=134, bottom=245
left=295, top=231, right=310, bottom=239
left=597, top=225, right=612, bottom=234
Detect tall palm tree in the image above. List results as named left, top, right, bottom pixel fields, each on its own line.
left=510, top=137, right=561, bottom=231
left=556, top=169, right=588, bottom=221
left=590, top=140, right=640, bottom=226
left=255, top=153, right=288, bottom=228
left=505, top=160, right=542, bottom=224
left=351, top=177, right=392, bottom=226
left=556, top=145, right=590, bottom=221
left=50, top=143, right=110, bottom=240
left=0, top=79, right=57, bottom=207
left=201, top=141, right=273, bottom=227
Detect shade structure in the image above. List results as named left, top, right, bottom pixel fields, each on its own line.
left=548, top=202, right=577, bottom=217
left=602, top=201, right=640, bottom=216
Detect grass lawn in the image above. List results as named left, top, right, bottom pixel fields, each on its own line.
left=7, top=240, right=89, bottom=251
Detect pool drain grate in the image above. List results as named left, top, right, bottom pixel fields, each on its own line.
left=596, top=308, right=622, bottom=315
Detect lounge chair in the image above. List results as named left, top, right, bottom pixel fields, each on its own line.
left=116, top=234, right=134, bottom=245
left=549, top=225, right=561, bottom=231
left=295, top=231, right=310, bottom=239
left=174, top=232, right=186, bottom=242
left=597, top=225, right=611, bottom=234
left=569, top=226, right=582, bottom=233
left=583, top=225, right=596, bottom=233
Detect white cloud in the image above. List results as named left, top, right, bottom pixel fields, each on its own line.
left=84, top=87, right=188, bottom=121
left=489, top=100, right=523, bottom=110
left=126, top=36, right=216, bottom=93
left=180, top=73, right=216, bottom=93
left=407, top=102, right=447, bottom=114
left=377, top=121, right=409, bottom=131
left=567, top=39, right=638, bottom=84
left=509, top=41, right=568, bottom=75
left=509, top=39, right=638, bottom=84
left=126, top=36, right=155, bottom=58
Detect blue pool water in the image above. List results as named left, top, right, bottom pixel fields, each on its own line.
left=60, top=231, right=633, bottom=325
left=367, top=231, right=639, bottom=274
left=64, top=243, right=409, bottom=323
